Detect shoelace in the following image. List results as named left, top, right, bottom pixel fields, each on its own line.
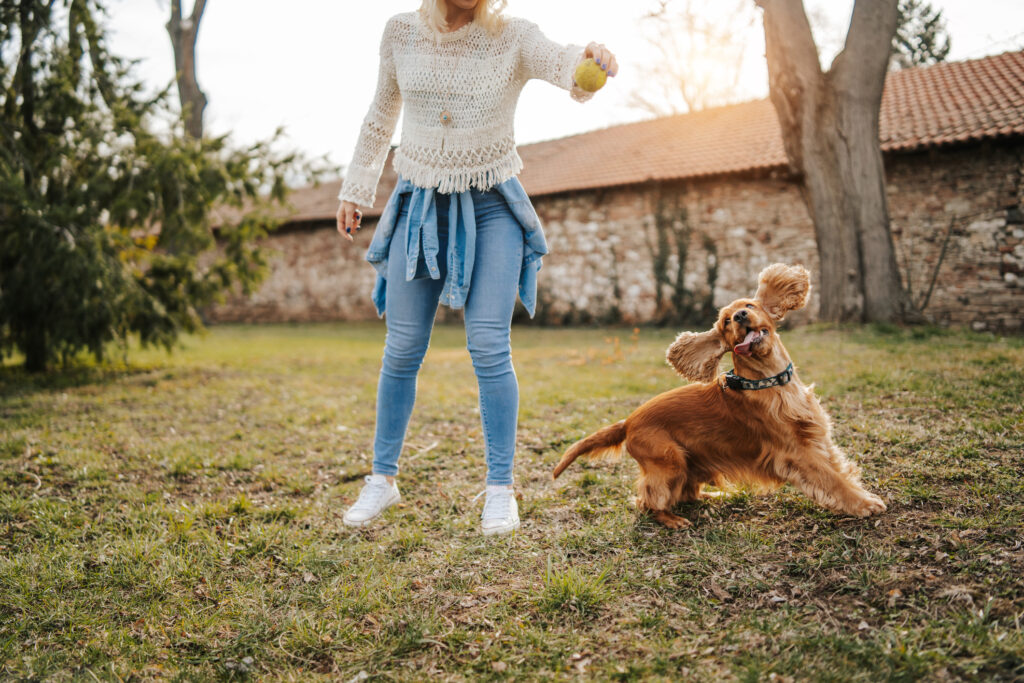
left=473, top=488, right=515, bottom=521
left=351, top=475, right=391, bottom=512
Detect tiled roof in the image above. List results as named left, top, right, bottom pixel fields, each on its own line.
left=879, top=49, right=1024, bottom=150
left=517, top=98, right=784, bottom=197
left=291, top=49, right=1024, bottom=221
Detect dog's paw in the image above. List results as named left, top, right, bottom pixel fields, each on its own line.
left=850, top=493, right=887, bottom=517
left=652, top=510, right=693, bottom=529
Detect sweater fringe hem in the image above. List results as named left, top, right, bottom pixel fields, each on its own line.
left=393, top=154, right=525, bottom=195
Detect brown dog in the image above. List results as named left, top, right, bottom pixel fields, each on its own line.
left=553, top=263, right=886, bottom=529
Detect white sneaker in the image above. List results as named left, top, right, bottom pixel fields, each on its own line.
left=343, top=474, right=400, bottom=527
left=476, top=485, right=520, bottom=536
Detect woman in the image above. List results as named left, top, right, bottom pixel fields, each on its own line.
left=337, top=0, right=617, bottom=535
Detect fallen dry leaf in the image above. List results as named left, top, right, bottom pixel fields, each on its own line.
left=938, top=585, right=974, bottom=605
left=708, top=581, right=732, bottom=602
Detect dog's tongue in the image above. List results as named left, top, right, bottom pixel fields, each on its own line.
left=734, top=330, right=760, bottom=356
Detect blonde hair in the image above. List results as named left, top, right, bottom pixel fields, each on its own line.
left=419, top=0, right=507, bottom=36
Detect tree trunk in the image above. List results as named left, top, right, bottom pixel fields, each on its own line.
left=166, top=0, right=208, bottom=139
left=23, top=330, right=49, bottom=373
left=757, top=0, right=917, bottom=322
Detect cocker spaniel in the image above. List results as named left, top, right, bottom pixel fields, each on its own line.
left=553, top=263, right=886, bottom=529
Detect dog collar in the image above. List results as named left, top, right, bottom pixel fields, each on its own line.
left=725, top=362, right=794, bottom=391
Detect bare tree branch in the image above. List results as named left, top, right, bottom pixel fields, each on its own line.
left=166, top=0, right=208, bottom=138
left=190, top=0, right=208, bottom=24
left=630, top=0, right=757, bottom=116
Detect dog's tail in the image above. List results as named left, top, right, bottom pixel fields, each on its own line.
left=552, top=420, right=627, bottom=479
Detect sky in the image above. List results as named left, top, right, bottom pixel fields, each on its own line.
left=106, top=0, right=1024, bottom=172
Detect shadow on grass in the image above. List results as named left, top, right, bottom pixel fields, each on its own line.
left=0, top=360, right=188, bottom=400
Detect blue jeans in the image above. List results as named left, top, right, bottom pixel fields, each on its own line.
left=372, top=188, right=524, bottom=486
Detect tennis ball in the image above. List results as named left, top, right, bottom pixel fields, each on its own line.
left=574, top=58, right=607, bottom=93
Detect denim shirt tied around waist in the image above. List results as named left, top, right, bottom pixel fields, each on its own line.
left=364, top=176, right=549, bottom=318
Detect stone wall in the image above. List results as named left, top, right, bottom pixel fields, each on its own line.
left=886, top=143, right=1024, bottom=332
left=529, top=173, right=819, bottom=325
left=207, top=220, right=381, bottom=323
left=207, top=140, right=1024, bottom=332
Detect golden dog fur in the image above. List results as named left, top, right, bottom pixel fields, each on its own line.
left=553, top=263, right=887, bottom=529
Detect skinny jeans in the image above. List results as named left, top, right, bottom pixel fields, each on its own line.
left=371, top=188, right=523, bottom=486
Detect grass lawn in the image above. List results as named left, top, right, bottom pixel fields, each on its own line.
left=1, top=322, right=1022, bottom=681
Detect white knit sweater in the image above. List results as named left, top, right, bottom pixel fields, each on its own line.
left=338, top=12, right=592, bottom=207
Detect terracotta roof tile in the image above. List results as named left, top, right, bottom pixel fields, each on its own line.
left=287, top=49, right=1024, bottom=221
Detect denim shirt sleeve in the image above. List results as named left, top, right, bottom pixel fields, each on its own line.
left=365, top=177, right=411, bottom=277
left=494, top=178, right=548, bottom=317
left=364, top=178, right=411, bottom=316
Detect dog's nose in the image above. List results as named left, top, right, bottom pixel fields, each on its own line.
left=733, top=309, right=749, bottom=323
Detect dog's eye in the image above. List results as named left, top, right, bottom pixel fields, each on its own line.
left=745, top=304, right=755, bottom=309
left=722, top=319, right=729, bottom=325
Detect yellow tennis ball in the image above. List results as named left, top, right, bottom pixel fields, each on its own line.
left=574, top=58, right=608, bottom=93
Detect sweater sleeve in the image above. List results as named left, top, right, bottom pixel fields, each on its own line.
left=338, top=18, right=403, bottom=207
left=518, top=21, right=593, bottom=104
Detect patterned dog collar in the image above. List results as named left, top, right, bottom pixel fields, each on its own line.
left=725, top=362, right=795, bottom=391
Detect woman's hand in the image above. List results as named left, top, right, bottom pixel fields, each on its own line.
left=584, top=42, right=618, bottom=78
left=336, top=201, right=363, bottom=242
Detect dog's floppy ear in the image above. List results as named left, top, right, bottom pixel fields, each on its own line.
left=666, top=328, right=729, bottom=383
left=755, top=263, right=811, bottom=322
